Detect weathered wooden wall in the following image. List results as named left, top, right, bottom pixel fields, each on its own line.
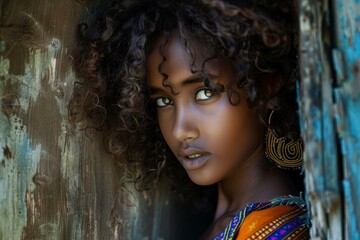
left=0, top=0, right=123, bottom=239
left=331, top=1, right=360, bottom=239
left=0, top=0, right=178, bottom=239
left=299, top=0, right=360, bottom=239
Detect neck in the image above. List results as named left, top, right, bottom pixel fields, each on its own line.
left=213, top=146, right=297, bottom=221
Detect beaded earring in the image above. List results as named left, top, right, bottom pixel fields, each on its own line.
left=264, top=105, right=303, bottom=170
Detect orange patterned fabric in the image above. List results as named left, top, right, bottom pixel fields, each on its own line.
left=212, top=196, right=309, bottom=240
left=236, top=205, right=309, bottom=240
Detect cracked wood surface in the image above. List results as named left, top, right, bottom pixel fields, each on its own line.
left=299, top=0, right=360, bottom=239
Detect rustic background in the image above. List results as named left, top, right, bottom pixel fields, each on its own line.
left=1, top=0, right=359, bottom=239
left=299, top=0, right=360, bottom=239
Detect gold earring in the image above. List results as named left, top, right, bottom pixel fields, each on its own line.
left=264, top=107, right=303, bottom=170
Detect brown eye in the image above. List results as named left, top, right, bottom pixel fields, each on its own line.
left=156, top=97, right=173, bottom=107
left=195, top=88, right=215, bottom=101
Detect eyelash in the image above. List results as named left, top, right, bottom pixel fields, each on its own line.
left=154, top=88, right=216, bottom=108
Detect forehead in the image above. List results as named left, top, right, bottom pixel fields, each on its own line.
left=146, top=31, right=221, bottom=86
left=148, top=30, right=209, bottom=62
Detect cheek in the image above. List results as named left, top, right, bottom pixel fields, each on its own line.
left=157, top=112, right=175, bottom=146
left=205, top=105, right=262, bottom=151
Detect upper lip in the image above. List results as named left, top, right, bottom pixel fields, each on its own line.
left=178, top=147, right=209, bottom=158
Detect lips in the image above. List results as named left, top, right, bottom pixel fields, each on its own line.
left=178, top=147, right=212, bottom=170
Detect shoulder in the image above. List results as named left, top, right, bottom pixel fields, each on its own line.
left=236, top=204, right=309, bottom=240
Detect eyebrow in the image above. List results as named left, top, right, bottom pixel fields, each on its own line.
left=149, top=73, right=217, bottom=95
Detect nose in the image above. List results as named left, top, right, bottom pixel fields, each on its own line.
left=172, top=107, right=199, bottom=143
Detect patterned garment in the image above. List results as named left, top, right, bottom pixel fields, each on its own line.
left=212, top=195, right=309, bottom=240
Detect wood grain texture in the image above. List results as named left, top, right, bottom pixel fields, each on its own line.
left=331, top=0, right=360, bottom=239
left=300, top=0, right=360, bottom=239
left=0, top=0, right=138, bottom=239
left=299, top=0, right=343, bottom=239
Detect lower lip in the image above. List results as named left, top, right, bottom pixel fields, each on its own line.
left=179, top=154, right=212, bottom=170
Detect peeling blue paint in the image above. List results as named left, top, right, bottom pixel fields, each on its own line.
left=343, top=180, right=360, bottom=240
left=323, top=109, right=339, bottom=191
left=0, top=119, right=41, bottom=239
left=347, top=98, right=360, bottom=138
left=332, top=49, right=345, bottom=83
left=0, top=34, right=43, bottom=238
left=333, top=0, right=360, bottom=238
left=316, top=61, right=323, bottom=73
left=344, top=32, right=360, bottom=67
left=309, top=107, right=322, bottom=140
left=337, top=1, right=360, bottom=83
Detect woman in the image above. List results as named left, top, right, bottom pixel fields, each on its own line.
left=69, top=0, right=309, bottom=239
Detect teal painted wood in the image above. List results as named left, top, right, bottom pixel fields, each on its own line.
left=300, top=0, right=360, bottom=239
left=331, top=0, right=360, bottom=239
left=299, top=0, right=343, bottom=239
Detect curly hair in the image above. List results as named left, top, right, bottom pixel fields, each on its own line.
left=68, top=0, right=300, bottom=193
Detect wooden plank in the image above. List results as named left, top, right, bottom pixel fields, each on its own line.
left=0, top=1, right=127, bottom=239
left=331, top=0, right=360, bottom=239
left=299, top=0, right=343, bottom=239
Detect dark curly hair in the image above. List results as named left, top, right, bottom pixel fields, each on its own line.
left=68, top=0, right=300, bottom=194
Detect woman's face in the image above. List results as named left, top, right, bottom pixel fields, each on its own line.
left=147, top=32, right=264, bottom=186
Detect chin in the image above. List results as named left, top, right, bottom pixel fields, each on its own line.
left=187, top=172, right=219, bottom=186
